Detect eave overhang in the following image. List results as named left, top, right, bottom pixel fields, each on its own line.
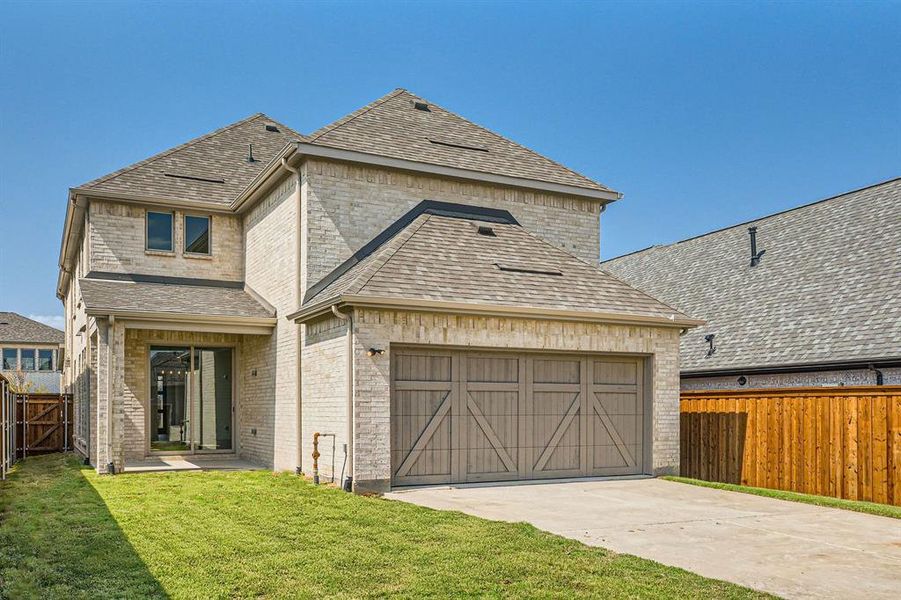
left=681, top=356, right=901, bottom=378
left=288, top=295, right=705, bottom=329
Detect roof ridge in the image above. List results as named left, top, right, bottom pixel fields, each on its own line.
left=607, top=176, right=901, bottom=260
left=78, top=113, right=301, bottom=191
left=406, top=91, right=611, bottom=192
left=345, top=214, right=432, bottom=295
left=306, top=88, right=408, bottom=142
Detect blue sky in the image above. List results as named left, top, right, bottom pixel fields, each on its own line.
left=1, top=1, right=899, bottom=328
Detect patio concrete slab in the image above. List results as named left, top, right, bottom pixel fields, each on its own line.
left=386, top=478, right=901, bottom=599
left=123, top=456, right=262, bottom=473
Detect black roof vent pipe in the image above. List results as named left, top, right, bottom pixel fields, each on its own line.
left=748, top=227, right=765, bottom=267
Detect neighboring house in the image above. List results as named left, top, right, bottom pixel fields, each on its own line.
left=603, top=178, right=901, bottom=391
left=59, top=88, right=699, bottom=491
left=0, top=312, right=64, bottom=393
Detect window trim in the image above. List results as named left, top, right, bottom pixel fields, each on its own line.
left=183, top=214, right=212, bottom=256
left=146, top=210, right=175, bottom=253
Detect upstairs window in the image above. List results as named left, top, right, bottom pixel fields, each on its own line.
left=2, top=348, right=16, bottom=370
left=20, top=349, right=35, bottom=371
left=38, top=349, right=53, bottom=371
left=184, top=215, right=211, bottom=255
left=146, top=211, right=174, bottom=252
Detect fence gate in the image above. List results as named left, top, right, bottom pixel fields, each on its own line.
left=15, top=393, right=73, bottom=459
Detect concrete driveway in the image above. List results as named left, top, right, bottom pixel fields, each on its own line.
left=386, top=478, right=901, bottom=599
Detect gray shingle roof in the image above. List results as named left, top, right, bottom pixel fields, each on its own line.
left=301, top=203, right=694, bottom=325
left=602, top=178, right=901, bottom=373
left=79, top=276, right=275, bottom=321
left=0, top=313, right=64, bottom=344
left=306, top=89, right=614, bottom=193
left=77, top=114, right=302, bottom=205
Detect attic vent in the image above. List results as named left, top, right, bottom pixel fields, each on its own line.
left=163, top=173, right=225, bottom=184
left=477, top=225, right=496, bottom=237
left=413, top=101, right=430, bottom=111
left=428, top=138, right=489, bottom=152
left=0, top=321, right=8, bottom=326
left=495, top=263, right=563, bottom=276
left=264, top=123, right=280, bottom=132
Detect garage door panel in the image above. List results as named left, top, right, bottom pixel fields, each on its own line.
left=533, top=358, right=580, bottom=384
left=465, top=391, right=518, bottom=479
left=466, top=356, right=519, bottom=382
left=394, top=354, right=452, bottom=382
left=593, top=360, right=637, bottom=385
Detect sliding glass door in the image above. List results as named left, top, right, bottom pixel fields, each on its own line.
left=149, top=346, right=233, bottom=454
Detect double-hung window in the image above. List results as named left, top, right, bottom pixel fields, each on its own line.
left=146, top=211, right=174, bottom=252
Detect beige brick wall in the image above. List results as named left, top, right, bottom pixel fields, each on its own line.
left=348, top=308, right=682, bottom=491
left=122, top=329, right=241, bottom=461
left=300, top=314, right=348, bottom=481
left=242, top=175, right=300, bottom=471
left=300, top=159, right=602, bottom=292
left=88, top=199, right=243, bottom=280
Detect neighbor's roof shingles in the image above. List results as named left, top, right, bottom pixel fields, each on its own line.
left=77, top=114, right=302, bottom=205
left=0, top=313, right=64, bottom=344
left=302, top=209, right=693, bottom=325
left=602, top=178, right=901, bottom=373
left=306, top=89, right=614, bottom=194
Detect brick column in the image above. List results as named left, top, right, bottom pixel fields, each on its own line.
left=94, top=318, right=126, bottom=474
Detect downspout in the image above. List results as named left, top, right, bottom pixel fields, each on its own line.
left=106, top=315, right=115, bottom=474
left=331, top=304, right=354, bottom=492
left=282, top=157, right=304, bottom=475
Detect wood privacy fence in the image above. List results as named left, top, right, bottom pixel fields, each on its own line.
left=0, top=381, right=73, bottom=479
left=681, top=386, right=901, bottom=506
left=1, top=375, right=14, bottom=479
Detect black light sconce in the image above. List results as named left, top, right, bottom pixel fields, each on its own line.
left=367, top=348, right=385, bottom=357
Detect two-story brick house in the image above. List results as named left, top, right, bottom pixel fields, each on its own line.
left=59, top=89, right=699, bottom=492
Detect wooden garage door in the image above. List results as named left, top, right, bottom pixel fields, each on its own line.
left=391, top=350, right=645, bottom=486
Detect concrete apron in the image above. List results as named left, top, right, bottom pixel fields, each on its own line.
left=386, top=478, right=901, bottom=600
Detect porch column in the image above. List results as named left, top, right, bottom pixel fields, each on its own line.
left=95, top=318, right=126, bottom=474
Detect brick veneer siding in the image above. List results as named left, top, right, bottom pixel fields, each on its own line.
left=300, top=159, right=603, bottom=292
left=300, top=314, right=349, bottom=481
left=89, top=199, right=243, bottom=281
left=242, top=175, right=300, bottom=471
left=346, top=308, right=682, bottom=493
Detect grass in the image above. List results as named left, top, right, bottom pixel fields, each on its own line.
left=0, top=455, right=773, bottom=600
left=663, top=476, right=901, bottom=519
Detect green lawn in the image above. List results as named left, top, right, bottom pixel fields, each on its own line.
left=1, top=455, right=771, bottom=599
left=663, top=476, right=901, bottom=519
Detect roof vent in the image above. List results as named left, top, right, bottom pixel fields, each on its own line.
left=477, top=225, right=496, bottom=237
left=413, top=101, right=430, bottom=112
left=428, top=138, right=489, bottom=152
left=163, top=173, right=225, bottom=184
left=247, top=143, right=256, bottom=163
left=264, top=123, right=280, bottom=132
left=0, top=321, right=8, bottom=326
left=748, top=227, right=765, bottom=267
left=495, top=263, right=563, bottom=277
left=704, top=333, right=716, bottom=357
